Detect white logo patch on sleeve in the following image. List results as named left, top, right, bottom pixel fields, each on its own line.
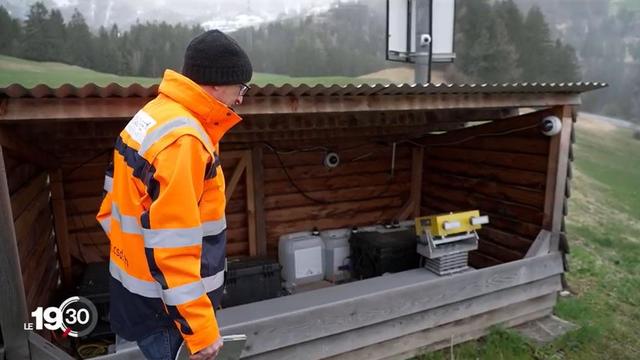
left=124, top=110, right=157, bottom=144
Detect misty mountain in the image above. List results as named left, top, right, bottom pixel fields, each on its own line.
left=0, top=0, right=351, bottom=31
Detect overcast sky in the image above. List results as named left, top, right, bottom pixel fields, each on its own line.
left=1, top=0, right=363, bottom=31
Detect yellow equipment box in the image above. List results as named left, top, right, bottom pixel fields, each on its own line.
left=415, top=210, right=487, bottom=237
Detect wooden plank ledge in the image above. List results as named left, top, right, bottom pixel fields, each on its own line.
left=217, top=253, right=564, bottom=357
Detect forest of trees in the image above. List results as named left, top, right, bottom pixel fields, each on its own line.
left=230, top=2, right=390, bottom=77
left=0, top=2, right=204, bottom=77
left=454, top=0, right=580, bottom=83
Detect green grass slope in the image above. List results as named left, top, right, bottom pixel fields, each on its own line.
left=0, top=55, right=157, bottom=87
left=0, top=55, right=385, bottom=88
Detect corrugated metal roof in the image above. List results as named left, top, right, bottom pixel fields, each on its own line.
left=0, top=82, right=607, bottom=99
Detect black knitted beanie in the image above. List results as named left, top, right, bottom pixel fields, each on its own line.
left=182, top=30, right=253, bottom=85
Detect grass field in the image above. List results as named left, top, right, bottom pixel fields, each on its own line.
left=0, top=55, right=386, bottom=87
left=0, top=55, right=158, bottom=87
left=415, top=115, right=640, bottom=360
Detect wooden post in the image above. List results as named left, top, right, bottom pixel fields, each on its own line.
left=0, top=146, right=31, bottom=359
left=397, top=147, right=424, bottom=220
left=543, top=106, right=573, bottom=252
left=525, top=230, right=551, bottom=258
left=224, top=154, right=248, bottom=202
left=245, top=150, right=257, bottom=256
left=251, top=144, right=267, bottom=256
left=50, top=169, right=72, bottom=287
left=411, top=147, right=424, bottom=218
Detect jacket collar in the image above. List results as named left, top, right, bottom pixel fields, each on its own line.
left=157, top=69, right=242, bottom=144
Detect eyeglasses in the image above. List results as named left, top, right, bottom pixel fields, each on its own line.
left=239, top=83, right=250, bottom=96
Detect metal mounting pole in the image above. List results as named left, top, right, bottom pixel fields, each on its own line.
left=414, top=52, right=431, bottom=84
left=412, top=0, right=432, bottom=84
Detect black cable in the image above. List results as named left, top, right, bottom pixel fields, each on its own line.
left=262, top=142, right=397, bottom=205
left=399, top=123, right=539, bottom=149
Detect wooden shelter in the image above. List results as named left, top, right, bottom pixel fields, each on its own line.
left=0, top=81, right=606, bottom=360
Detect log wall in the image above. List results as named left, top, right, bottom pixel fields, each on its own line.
left=2, top=149, right=59, bottom=311
left=261, top=140, right=412, bottom=256
left=421, top=109, right=559, bottom=268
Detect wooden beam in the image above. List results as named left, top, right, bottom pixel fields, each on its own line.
left=245, top=150, right=257, bottom=257
left=332, top=297, right=554, bottom=360
left=223, top=124, right=465, bottom=143
left=396, top=198, right=415, bottom=221
left=224, top=153, right=248, bottom=202
left=542, top=106, right=572, bottom=251
left=217, top=253, right=564, bottom=357
left=0, top=127, right=59, bottom=169
left=222, top=150, right=248, bottom=160
left=411, top=147, right=424, bottom=218
left=397, top=147, right=424, bottom=220
left=249, top=276, right=561, bottom=360
left=0, top=94, right=581, bottom=121
left=526, top=230, right=552, bottom=258
left=235, top=109, right=517, bottom=133
left=238, top=93, right=581, bottom=115
left=420, top=107, right=557, bottom=147
left=50, top=169, right=72, bottom=287
left=0, top=145, right=30, bottom=359
left=0, top=97, right=149, bottom=121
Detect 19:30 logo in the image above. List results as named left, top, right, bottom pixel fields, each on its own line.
left=24, top=296, right=98, bottom=338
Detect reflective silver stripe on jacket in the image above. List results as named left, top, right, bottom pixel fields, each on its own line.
left=103, top=175, right=113, bottom=193
left=110, top=261, right=162, bottom=299
left=99, top=217, right=111, bottom=234
left=142, top=227, right=203, bottom=248
left=111, top=203, right=142, bottom=235
left=162, top=279, right=206, bottom=306
left=202, top=270, right=225, bottom=293
left=138, top=117, right=213, bottom=157
left=110, top=262, right=225, bottom=303
left=202, top=218, right=227, bottom=237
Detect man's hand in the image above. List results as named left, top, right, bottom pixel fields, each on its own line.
left=190, top=338, right=223, bottom=360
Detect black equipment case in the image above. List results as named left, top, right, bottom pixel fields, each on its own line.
left=221, top=257, right=282, bottom=308
left=349, top=230, right=419, bottom=279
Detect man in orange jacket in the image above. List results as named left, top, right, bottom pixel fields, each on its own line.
left=97, top=30, right=252, bottom=360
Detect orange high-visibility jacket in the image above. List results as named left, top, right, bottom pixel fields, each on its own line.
left=97, top=69, right=241, bottom=353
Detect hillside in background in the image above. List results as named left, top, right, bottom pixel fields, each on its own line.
left=0, top=54, right=156, bottom=87
left=0, top=55, right=387, bottom=87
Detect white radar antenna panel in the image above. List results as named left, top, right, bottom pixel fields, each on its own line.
left=386, top=0, right=455, bottom=63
